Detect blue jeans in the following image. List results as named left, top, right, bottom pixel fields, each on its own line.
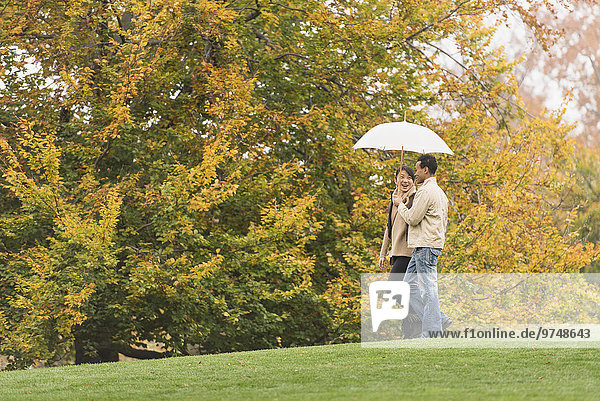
left=404, top=247, right=448, bottom=337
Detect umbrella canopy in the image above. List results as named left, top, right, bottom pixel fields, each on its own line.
left=353, top=122, right=454, bottom=155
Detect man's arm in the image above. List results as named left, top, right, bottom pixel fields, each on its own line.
left=397, top=189, right=429, bottom=226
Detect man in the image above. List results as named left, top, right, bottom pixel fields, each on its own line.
left=394, top=154, right=450, bottom=337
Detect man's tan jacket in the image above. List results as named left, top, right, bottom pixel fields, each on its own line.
left=397, top=176, right=448, bottom=249
left=379, top=186, right=416, bottom=259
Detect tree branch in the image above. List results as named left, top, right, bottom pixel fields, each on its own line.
left=9, top=33, right=55, bottom=40
left=587, top=55, right=600, bottom=87
left=404, top=0, right=473, bottom=42
left=245, top=8, right=261, bottom=22
left=274, top=52, right=309, bottom=60
left=94, top=138, right=112, bottom=171
left=252, top=27, right=277, bottom=49
left=270, top=2, right=307, bottom=13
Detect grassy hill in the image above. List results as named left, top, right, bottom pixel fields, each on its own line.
left=1, top=342, right=599, bottom=400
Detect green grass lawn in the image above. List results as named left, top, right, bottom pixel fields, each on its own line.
left=1, top=342, right=599, bottom=400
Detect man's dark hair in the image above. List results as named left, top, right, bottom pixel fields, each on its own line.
left=417, top=154, right=438, bottom=175
left=395, top=165, right=415, bottom=181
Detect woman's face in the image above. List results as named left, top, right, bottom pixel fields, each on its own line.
left=395, top=170, right=414, bottom=193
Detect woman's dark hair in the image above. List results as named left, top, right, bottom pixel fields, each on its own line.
left=395, top=165, right=415, bottom=181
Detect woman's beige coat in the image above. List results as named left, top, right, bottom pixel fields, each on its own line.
left=379, top=186, right=416, bottom=259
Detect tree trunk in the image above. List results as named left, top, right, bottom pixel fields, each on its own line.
left=74, top=335, right=119, bottom=364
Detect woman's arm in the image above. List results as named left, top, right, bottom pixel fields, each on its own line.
left=380, top=225, right=390, bottom=259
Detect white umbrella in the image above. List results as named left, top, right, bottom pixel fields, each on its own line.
left=353, top=121, right=453, bottom=154
left=353, top=121, right=453, bottom=168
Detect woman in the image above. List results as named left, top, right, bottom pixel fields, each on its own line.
left=378, top=165, right=419, bottom=338
left=378, top=165, right=416, bottom=280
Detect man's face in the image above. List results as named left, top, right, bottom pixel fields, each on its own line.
left=414, top=161, right=427, bottom=184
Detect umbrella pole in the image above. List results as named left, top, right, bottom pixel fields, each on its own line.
left=395, top=147, right=404, bottom=200
left=400, top=146, right=404, bottom=169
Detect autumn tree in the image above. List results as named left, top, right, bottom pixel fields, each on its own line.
left=511, top=1, right=600, bottom=270
left=0, top=0, right=598, bottom=369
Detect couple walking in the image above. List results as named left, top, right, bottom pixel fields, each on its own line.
left=378, top=154, right=450, bottom=338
